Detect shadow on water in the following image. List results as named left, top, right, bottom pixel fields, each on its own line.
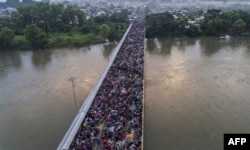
left=146, top=38, right=174, bottom=55
left=229, top=37, right=250, bottom=50
left=147, top=37, right=250, bottom=57
left=102, top=42, right=117, bottom=59
left=145, top=38, right=156, bottom=53
left=146, top=37, right=197, bottom=55
left=0, top=51, right=22, bottom=78
left=31, top=49, right=52, bottom=69
left=200, top=37, right=248, bottom=56
left=82, top=46, right=91, bottom=51
left=175, top=37, right=196, bottom=51
left=200, top=37, right=223, bottom=56
left=247, top=43, right=250, bottom=52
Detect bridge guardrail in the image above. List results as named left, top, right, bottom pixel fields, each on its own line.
left=57, top=23, right=133, bottom=150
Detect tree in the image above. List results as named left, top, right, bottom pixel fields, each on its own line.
left=146, top=12, right=177, bottom=38
left=16, top=5, right=35, bottom=28
left=49, top=4, right=64, bottom=31
left=205, top=9, right=221, bottom=21
left=99, top=24, right=111, bottom=39
left=110, top=9, right=130, bottom=23
left=201, top=9, right=225, bottom=35
left=177, top=16, right=189, bottom=34
left=0, top=27, right=15, bottom=48
left=232, top=19, right=246, bottom=36
left=75, top=9, right=85, bottom=26
left=186, top=25, right=202, bottom=36
left=62, top=6, right=76, bottom=27
left=25, top=24, right=48, bottom=49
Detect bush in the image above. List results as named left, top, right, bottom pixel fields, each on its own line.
left=0, top=27, right=15, bottom=48
left=63, top=25, right=72, bottom=32
left=25, top=24, right=48, bottom=49
left=72, top=37, right=83, bottom=47
left=12, top=37, right=30, bottom=49
left=14, top=29, right=25, bottom=35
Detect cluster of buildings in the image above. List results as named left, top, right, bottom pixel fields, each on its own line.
left=146, top=0, right=250, bottom=30
left=147, top=0, right=250, bottom=14
left=0, top=7, right=15, bottom=17
left=0, top=0, right=140, bottom=19
left=0, top=0, right=49, bottom=8
left=78, top=2, right=136, bottom=20
left=0, top=0, right=49, bottom=16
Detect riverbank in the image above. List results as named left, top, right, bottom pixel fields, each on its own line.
left=0, top=2, right=130, bottom=50
left=4, top=28, right=127, bottom=50
left=146, top=9, right=250, bottom=38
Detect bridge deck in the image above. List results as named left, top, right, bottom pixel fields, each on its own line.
left=58, top=9, right=145, bottom=150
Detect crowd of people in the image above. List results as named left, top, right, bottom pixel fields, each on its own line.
left=70, top=9, right=145, bottom=150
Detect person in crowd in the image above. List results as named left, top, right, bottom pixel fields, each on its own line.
left=70, top=9, right=145, bottom=150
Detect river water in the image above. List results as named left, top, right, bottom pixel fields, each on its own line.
left=0, top=37, right=250, bottom=150
left=0, top=43, right=116, bottom=150
left=144, top=37, right=250, bottom=150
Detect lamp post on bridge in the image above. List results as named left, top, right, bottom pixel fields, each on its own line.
left=68, top=77, right=78, bottom=113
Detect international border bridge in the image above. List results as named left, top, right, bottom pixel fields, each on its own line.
left=58, top=9, right=145, bottom=150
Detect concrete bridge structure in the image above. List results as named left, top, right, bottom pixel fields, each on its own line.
left=58, top=10, right=145, bottom=150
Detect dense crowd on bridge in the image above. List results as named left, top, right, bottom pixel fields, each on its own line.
left=70, top=10, right=145, bottom=150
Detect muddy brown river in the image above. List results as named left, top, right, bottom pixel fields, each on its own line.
left=1, top=37, right=250, bottom=150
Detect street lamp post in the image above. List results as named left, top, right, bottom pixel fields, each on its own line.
left=68, top=77, right=78, bottom=113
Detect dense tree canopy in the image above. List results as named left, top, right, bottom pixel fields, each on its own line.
left=25, top=24, right=48, bottom=49
left=146, top=9, right=250, bottom=38
left=99, top=24, right=111, bottom=39
left=0, top=27, right=15, bottom=48
left=232, top=19, right=246, bottom=35
left=146, top=12, right=177, bottom=38
left=11, top=3, right=85, bottom=33
left=0, top=2, right=130, bottom=50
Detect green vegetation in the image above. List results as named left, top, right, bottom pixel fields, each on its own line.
left=25, top=24, right=48, bottom=49
left=232, top=19, right=246, bottom=36
left=146, top=12, right=177, bottom=38
left=0, top=27, right=15, bottom=48
left=99, top=24, right=111, bottom=39
left=146, top=9, right=250, bottom=38
left=0, top=2, right=130, bottom=50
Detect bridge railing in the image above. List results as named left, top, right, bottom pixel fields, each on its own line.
left=57, top=23, right=133, bottom=150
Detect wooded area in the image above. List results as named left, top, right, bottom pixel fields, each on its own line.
left=146, top=9, right=250, bottom=38
left=0, top=2, right=130, bottom=50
